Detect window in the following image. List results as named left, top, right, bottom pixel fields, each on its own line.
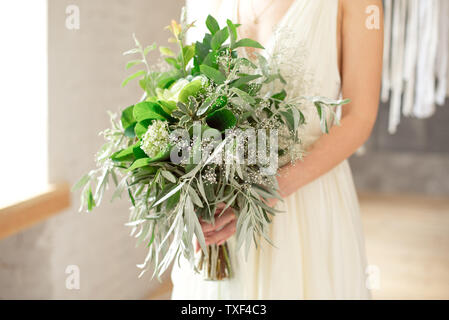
left=0, top=1, right=48, bottom=207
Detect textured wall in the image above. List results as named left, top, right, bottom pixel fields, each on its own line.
left=350, top=100, right=449, bottom=196
left=0, top=0, right=183, bottom=299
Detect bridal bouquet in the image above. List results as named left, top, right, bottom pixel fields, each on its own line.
left=73, top=12, right=348, bottom=280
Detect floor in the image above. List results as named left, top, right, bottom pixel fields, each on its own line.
left=360, top=193, right=449, bottom=300
left=148, top=193, right=449, bottom=300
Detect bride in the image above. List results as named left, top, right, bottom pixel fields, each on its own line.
left=171, top=0, right=383, bottom=299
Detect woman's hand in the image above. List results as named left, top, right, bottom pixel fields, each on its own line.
left=195, top=203, right=237, bottom=252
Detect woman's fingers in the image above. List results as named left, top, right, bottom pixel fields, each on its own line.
left=200, top=207, right=235, bottom=233
left=264, top=197, right=278, bottom=208
left=194, top=221, right=234, bottom=252
left=198, top=203, right=226, bottom=223
left=204, top=219, right=237, bottom=246
left=216, top=202, right=226, bottom=210
left=195, top=202, right=237, bottom=250
left=195, top=239, right=200, bottom=253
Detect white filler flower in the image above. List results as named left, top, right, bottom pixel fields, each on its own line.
left=140, top=120, right=170, bottom=158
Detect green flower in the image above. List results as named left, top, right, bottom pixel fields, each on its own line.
left=156, top=78, right=189, bottom=102
left=155, top=75, right=207, bottom=103
left=140, top=120, right=170, bottom=158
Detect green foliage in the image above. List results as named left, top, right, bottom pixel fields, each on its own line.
left=206, top=15, right=220, bottom=34
left=122, top=36, right=157, bottom=92
left=178, top=80, right=203, bottom=103
left=111, top=142, right=140, bottom=162
left=121, top=105, right=136, bottom=137
left=200, top=65, right=225, bottom=84
left=226, top=20, right=238, bottom=49
left=271, top=90, right=287, bottom=101
left=230, top=74, right=261, bottom=89
left=122, top=70, right=146, bottom=87
left=233, top=38, right=264, bottom=49
left=158, top=100, right=177, bottom=113
left=159, top=46, right=175, bottom=57
left=211, top=27, right=229, bottom=50
left=206, top=108, right=237, bottom=132
left=128, top=157, right=162, bottom=171
left=134, top=119, right=152, bottom=138
left=208, top=95, right=228, bottom=114
left=87, top=187, right=95, bottom=211
left=133, top=101, right=171, bottom=122
left=73, top=13, right=350, bottom=281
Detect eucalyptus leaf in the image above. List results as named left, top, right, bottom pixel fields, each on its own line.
left=196, top=94, right=218, bottom=116
left=230, top=87, right=256, bottom=104
left=72, top=173, right=90, bottom=192
left=200, top=65, right=226, bottom=84
left=161, top=170, right=177, bottom=183
left=187, top=185, right=203, bottom=208
left=166, top=190, right=180, bottom=211
left=152, top=182, right=185, bottom=208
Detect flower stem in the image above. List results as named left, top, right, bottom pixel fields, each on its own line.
left=197, top=242, right=233, bottom=280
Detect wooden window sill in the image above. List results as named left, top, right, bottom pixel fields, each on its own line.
left=0, top=183, right=70, bottom=240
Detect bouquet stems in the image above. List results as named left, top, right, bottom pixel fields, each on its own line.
left=197, top=242, right=233, bottom=280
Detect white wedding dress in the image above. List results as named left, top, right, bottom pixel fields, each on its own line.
left=171, top=0, right=371, bottom=299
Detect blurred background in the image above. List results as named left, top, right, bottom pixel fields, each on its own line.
left=0, top=0, right=448, bottom=299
